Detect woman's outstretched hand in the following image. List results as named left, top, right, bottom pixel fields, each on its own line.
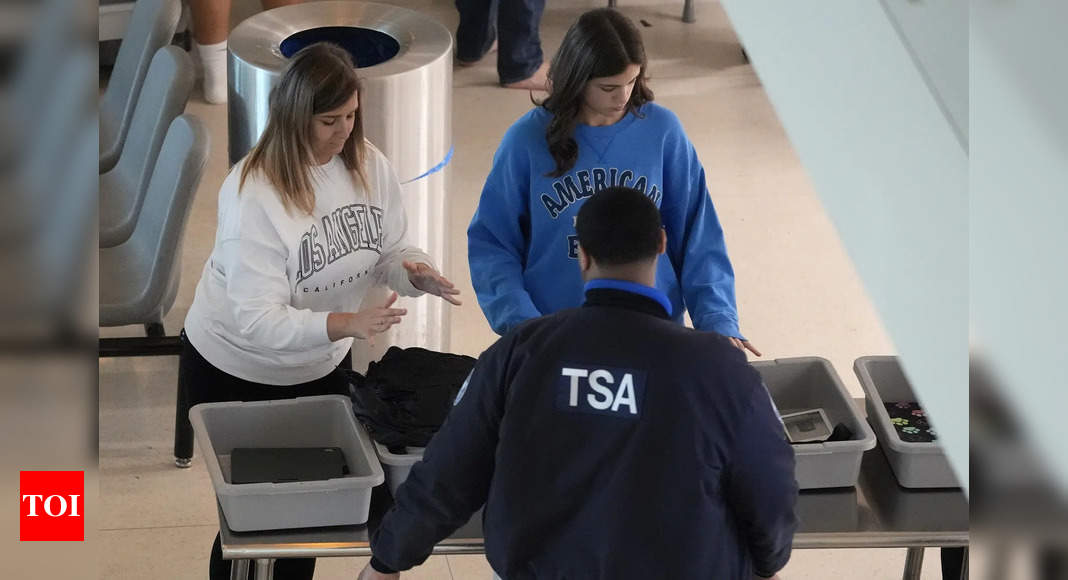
left=404, top=261, right=462, bottom=305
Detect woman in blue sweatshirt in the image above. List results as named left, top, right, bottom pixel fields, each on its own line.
left=468, top=8, right=760, bottom=356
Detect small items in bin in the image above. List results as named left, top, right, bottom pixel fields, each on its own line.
left=883, top=401, right=937, bottom=442
left=780, top=408, right=833, bottom=444
left=828, top=423, right=854, bottom=442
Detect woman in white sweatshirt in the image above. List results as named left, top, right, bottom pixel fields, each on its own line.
left=179, top=43, right=460, bottom=580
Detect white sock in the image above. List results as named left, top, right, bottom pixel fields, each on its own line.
left=196, top=40, right=228, bottom=104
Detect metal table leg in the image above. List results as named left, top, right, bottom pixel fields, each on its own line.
left=231, top=559, right=249, bottom=580
left=903, top=547, right=925, bottom=580
left=254, top=558, right=275, bottom=580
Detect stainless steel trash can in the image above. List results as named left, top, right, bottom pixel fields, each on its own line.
left=227, top=1, right=452, bottom=360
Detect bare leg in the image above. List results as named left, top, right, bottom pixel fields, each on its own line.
left=188, top=0, right=232, bottom=103
left=189, top=0, right=231, bottom=45
left=261, top=0, right=304, bottom=9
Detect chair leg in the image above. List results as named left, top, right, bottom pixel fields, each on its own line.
left=137, top=322, right=196, bottom=467
left=682, top=0, right=695, bottom=23
left=174, top=351, right=195, bottom=468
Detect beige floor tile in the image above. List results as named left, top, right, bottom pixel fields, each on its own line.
left=310, top=556, right=371, bottom=579
left=100, top=525, right=219, bottom=580
left=448, top=554, right=497, bottom=579
left=782, top=547, right=945, bottom=579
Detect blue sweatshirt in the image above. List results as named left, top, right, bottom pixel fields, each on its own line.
left=468, top=103, right=743, bottom=337
left=370, top=282, right=798, bottom=579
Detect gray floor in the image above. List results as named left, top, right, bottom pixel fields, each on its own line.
left=99, top=0, right=953, bottom=577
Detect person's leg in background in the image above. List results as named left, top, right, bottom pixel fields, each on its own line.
left=209, top=534, right=234, bottom=579
left=1038, top=546, right=1068, bottom=580
left=188, top=0, right=231, bottom=104
left=261, top=0, right=303, bottom=8
left=455, top=0, right=498, bottom=66
left=188, top=0, right=304, bottom=104
left=269, top=556, right=317, bottom=579
left=496, top=0, right=547, bottom=89
left=940, top=547, right=966, bottom=579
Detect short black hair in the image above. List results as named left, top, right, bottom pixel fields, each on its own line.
left=576, top=186, right=662, bottom=266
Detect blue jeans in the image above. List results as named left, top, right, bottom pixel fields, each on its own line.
left=455, top=0, right=545, bottom=84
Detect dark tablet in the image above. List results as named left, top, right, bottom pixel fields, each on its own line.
left=230, top=447, right=349, bottom=484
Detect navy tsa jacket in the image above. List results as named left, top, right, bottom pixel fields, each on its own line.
left=371, top=281, right=799, bottom=579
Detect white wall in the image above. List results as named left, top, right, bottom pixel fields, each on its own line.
left=719, top=0, right=969, bottom=492
left=971, top=0, right=1068, bottom=496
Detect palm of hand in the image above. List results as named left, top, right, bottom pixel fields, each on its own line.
left=408, top=264, right=438, bottom=292
left=402, top=261, right=462, bottom=305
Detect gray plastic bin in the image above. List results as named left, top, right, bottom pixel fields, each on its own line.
left=859, top=444, right=969, bottom=529
left=752, top=357, right=876, bottom=489
left=372, top=441, right=423, bottom=497
left=854, top=356, right=960, bottom=488
left=190, top=395, right=385, bottom=531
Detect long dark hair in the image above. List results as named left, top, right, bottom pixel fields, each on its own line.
left=241, top=43, right=367, bottom=215
left=541, top=9, right=654, bottom=177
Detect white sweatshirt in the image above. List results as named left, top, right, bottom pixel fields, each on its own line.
left=184, top=143, right=431, bottom=385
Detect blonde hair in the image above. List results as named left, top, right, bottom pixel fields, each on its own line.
left=240, top=43, right=367, bottom=215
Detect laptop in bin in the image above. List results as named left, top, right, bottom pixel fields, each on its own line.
left=230, top=447, right=349, bottom=484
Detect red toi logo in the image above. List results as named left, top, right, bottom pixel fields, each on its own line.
left=19, top=471, right=84, bottom=541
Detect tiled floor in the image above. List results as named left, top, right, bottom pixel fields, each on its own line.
left=99, top=0, right=954, bottom=577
